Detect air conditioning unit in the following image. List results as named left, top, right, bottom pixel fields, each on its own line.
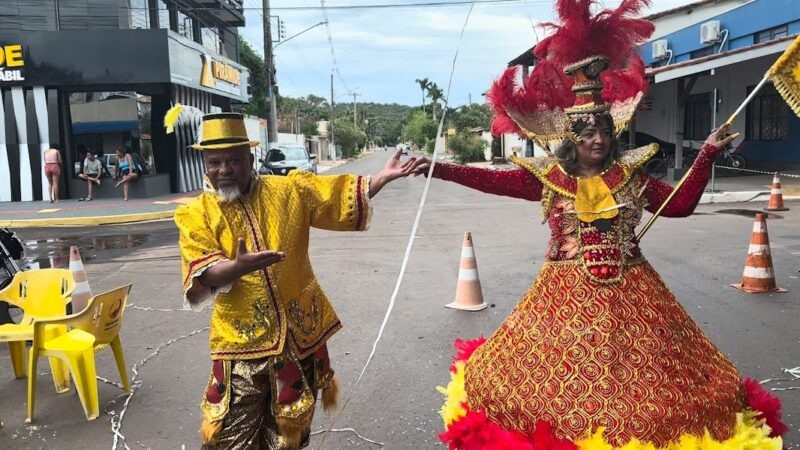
left=700, top=20, right=721, bottom=44
left=652, top=39, right=669, bottom=60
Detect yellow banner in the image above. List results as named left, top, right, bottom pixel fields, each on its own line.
left=769, top=34, right=800, bottom=117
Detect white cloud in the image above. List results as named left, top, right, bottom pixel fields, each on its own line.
left=242, top=0, right=698, bottom=105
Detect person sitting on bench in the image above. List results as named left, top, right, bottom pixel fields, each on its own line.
left=78, top=151, right=102, bottom=201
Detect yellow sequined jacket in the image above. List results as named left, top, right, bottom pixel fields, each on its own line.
left=175, top=172, right=372, bottom=360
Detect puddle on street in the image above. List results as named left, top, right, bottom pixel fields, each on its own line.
left=714, top=209, right=784, bottom=219
left=21, top=234, right=149, bottom=269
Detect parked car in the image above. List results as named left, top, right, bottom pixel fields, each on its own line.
left=259, top=144, right=317, bottom=176
left=396, top=143, right=410, bottom=155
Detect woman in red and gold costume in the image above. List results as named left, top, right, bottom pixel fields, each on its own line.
left=412, top=0, right=788, bottom=448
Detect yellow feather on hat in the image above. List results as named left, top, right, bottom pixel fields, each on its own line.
left=164, top=103, right=184, bottom=134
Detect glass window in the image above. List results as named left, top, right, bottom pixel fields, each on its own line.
left=267, top=147, right=308, bottom=162
left=177, top=10, right=194, bottom=40
left=129, top=0, right=149, bottom=29
left=690, top=46, right=714, bottom=59
left=202, top=26, right=221, bottom=54
left=746, top=83, right=789, bottom=141
left=772, top=24, right=789, bottom=39
left=158, top=0, right=170, bottom=29
left=755, top=24, right=789, bottom=44
left=684, top=93, right=712, bottom=141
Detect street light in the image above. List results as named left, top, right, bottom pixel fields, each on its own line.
left=273, top=21, right=328, bottom=50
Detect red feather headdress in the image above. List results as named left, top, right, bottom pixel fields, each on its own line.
left=488, top=0, right=654, bottom=150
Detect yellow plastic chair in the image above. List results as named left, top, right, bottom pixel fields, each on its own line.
left=0, top=269, right=75, bottom=392
left=27, top=284, right=132, bottom=423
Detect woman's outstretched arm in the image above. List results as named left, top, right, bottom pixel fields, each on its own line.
left=641, top=124, right=739, bottom=217
left=410, top=158, right=543, bottom=201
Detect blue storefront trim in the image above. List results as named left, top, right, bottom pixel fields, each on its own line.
left=72, top=120, right=139, bottom=134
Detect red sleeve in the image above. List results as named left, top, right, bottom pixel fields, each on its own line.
left=431, top=162, right=542, bottom=201
left=642, top=143, right=719, bottom=217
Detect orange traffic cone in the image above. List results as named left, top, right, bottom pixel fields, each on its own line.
left=446, top=232, right=488, bottom=311
left=732, top=214, right=787, bottom=294
left=69, top=246, right=93, bottom=312
left=764, top=172, right=789, bottom=211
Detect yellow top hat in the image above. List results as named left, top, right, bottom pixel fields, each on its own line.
left=192, top=113, right=260, bottom=151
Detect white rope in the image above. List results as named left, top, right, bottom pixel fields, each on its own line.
left=127, top=304, right=206, bottom=313
left=713, top=165, right=800, bottom=179
left=108, top=327, right=209, bottom=450
left=310, top=428, right=384, bottom=446
left=355, top=0, right=474, bottom=393
left=759, top=366, right=800, bottom=393
left=315, top=2, right=477, bottom=448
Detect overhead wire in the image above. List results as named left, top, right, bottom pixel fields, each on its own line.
left=319, top=0, right=351, bottom=92
left=101, top=0, right=540, bottom=12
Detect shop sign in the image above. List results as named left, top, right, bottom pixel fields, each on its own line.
left=0, top=44, right=25, bottom=82
left=200, top=54, right=241, bottom=96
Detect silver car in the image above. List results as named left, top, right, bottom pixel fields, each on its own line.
left=259, top=144, right=317, bottom=176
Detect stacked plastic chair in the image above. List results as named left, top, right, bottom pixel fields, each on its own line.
left=26, top=284, right=133, bottom=422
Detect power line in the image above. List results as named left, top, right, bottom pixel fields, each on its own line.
left=104, top=0, right=535, bottom=12
left=319, top=0, right=350, bottom=92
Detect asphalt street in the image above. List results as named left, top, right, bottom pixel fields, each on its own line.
left=1, top=150, right=798, bottom=449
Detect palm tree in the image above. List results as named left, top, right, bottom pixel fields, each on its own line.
left=415, top=78, right=430, bottom=111
left=427, top=83, right=444, bottom=123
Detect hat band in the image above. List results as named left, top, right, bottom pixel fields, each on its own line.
left=197, top=137, right=252, bottom=146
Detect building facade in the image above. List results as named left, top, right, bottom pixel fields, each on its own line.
left=0, top=0, right=250, bottom=201
left=636, top=0, right=800, bottom=175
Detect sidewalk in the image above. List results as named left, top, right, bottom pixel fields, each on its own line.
left=0, top=193, right=193, bottom=228
left=0, top=160, right=353, bottom=228
left=1, top=160, right=795, bottom=228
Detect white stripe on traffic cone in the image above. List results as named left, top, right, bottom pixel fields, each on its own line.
left=731, top=213, right=787, bottom=294
left=69, top=246, right=93, bottom=312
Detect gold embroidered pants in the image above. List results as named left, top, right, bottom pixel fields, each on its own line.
left=202, top=355, right=317, bottom=450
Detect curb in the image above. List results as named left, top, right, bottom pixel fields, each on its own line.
left=699, top=191, right=800, bottom=204
left=0, top=210, right=176, bottom=228
left=699, top=191, right=769, bottom=204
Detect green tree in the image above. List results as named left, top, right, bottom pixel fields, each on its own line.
left=415, top=78, right=431, bottom=110
left=427, top=83, right=444, bottom=123
left=403, top=110, right=436, bottom=149
left=448, top=131, right=488, bottom=163
left=238, top=40, right=268, bottom=119
left=300, top=122, right=319, bottom=137
left=452, top=103, right=492, bottom=131
left=334, top=117, right=367, bottom=158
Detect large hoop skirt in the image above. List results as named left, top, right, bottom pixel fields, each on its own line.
left=438, top=261, right=786, bottom=449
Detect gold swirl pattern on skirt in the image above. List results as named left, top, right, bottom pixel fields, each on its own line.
left=463, top=261, right=747, bottom=447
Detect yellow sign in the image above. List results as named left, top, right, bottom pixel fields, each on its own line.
left=447, top=128, right=456, bottom=136
left=201, top=54, right=241, bottom=90
left=0, top=44, right=25, bottom=82
left=212, top=61, right=240, bottom=86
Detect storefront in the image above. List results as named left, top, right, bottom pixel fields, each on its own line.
left=0, top=28, right=250, bottom=202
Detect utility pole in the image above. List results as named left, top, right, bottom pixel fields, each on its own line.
left=350, top=91, right=361, bottom=127
left=262, top=0, right=278, bottom=143
left=330, top=71, right=336, bottom=162
left=469, top=92, right=472, bottom=105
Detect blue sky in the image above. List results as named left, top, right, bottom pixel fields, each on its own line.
left=238, top=0, right=689, bottom=107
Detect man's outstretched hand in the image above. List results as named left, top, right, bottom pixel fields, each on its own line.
left=198, top=238, right=284, bottom=290
left=234, top=238, right=284, bottom=274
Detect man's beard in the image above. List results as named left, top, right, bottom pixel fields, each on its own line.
left=215, top=185, right=242, bottom=203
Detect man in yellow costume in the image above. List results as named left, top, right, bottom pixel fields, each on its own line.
left=172, top=112, right=414, bottom=449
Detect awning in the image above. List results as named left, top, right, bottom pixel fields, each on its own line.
left=648, top=35, right=796, bottom=84
left=72, top=120, right=139, bottom=134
